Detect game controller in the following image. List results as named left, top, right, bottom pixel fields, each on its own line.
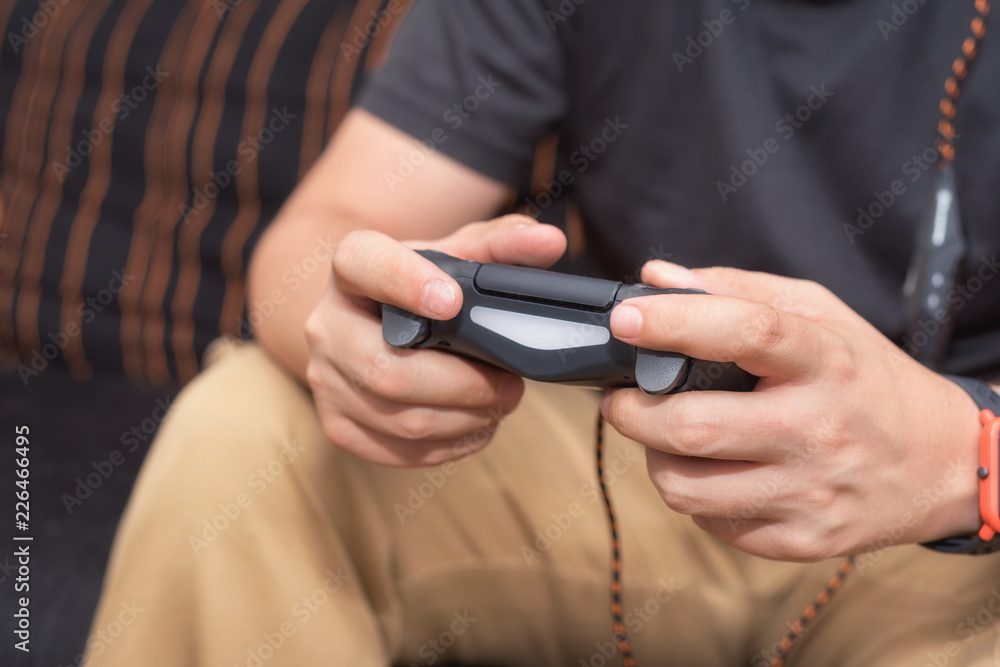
left=381, top=250, right=758, bottom=395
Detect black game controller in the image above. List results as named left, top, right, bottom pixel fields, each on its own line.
left=381, top=250, right=757, bottom=395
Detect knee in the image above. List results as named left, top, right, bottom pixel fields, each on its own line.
left=129, top=343, right=325, bottom=530
left=158, top=342, right=320, bottom=466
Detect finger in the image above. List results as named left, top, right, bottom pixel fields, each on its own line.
left=320, top=410, right=499, bottom=467
left=690, top=516, right=838, bottom=562
left=602, top=388, right=794, bottom=462
left=645, top=449, right=781, bottom=520
left=609, top=292, right=837, bottom=379
left=327, top=301, right=523, bottom=408
left=640, top=261, right=831, bottom=320
left=331, top=369, right=522, bottom=442
left=332, top=229, right=463, bottom=320
left=430, top=214, right=567, bottom=268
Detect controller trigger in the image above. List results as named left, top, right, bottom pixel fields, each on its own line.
left=635, top=349, right=690, bottom=395
left=381, top=304, right=431, bottom=348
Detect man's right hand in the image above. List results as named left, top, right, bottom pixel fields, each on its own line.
left=303, top=215, right=566, bottom=466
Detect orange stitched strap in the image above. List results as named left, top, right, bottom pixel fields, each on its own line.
left=596, top=412, right=636, bottom=667
left=978, top=409, right=1000, bottom=540
left=769, top=557, right=856, bottom=667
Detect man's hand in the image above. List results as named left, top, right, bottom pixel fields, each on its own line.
left=304, top=215, right=566, bottom=467
left=602, top=260, right=983, bottom=561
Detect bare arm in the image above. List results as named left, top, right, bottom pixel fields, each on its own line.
left=248, top=109, right=512, bottom=380
left=248, top=108, right=567, bottom=466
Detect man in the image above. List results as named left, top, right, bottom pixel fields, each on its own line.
left=89, top=1, right=1000, bottom=665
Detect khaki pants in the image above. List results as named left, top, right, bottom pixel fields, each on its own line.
left=87, top=342, right=1000, bottom=666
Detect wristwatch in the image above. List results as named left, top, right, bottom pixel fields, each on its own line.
left=921, top=375, right=1000, bottom=555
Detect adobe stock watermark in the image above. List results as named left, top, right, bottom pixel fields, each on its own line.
left=550, top=245, right=676, bottom=367
left=0, top=554, right=16, bottom=586
left=578, top=578, right=681, bottom=667
left=234, top=567, right=351, bottom=667
left=384, top=75, right=502, bottom=191
left=852, top=459, right=970, bottom=578
left=673, top=0, right=751, bottom=73
left=62, top=600, right=144, bottom=667
left=900, top=254, right=1000, bottom=358
left=751, top=618, right=817, bottom=667
left=955, top=588, right=1000, bottom=647
left=406, top=610, right=478, bottom=667
left=726, top=470, right=792, bottom=533
left=392, top=408, right=508, bottom=524
left=234, top=234, right=337, bottom=338
left=188, top=438, right=306, bottom=556
left=16, top=269, right=134, bottom=385
left=339, top=0, right=410, bottom=62
left=179, top=106, right=297, bottom=221
left=622, top=245, right=675, bottom=284
left=877, top=0, right=929, bottom=41
left=843, top=135, right=957, bottom=244
left=7, top=0, right=70, bottom=54
left=726, top=427, right=827, bottom=533
left=521, top=445, right=641, bottom=565
left=51, top=65, right=169, bottom=182
left=61, top=397, right=173, bottom=515
left=521, top=116, right=629, bottom=218
left=545, top=0, right=586, bottom=29
left=716, top=84, right=834, bottom=202
left=908, top=587, right=1000, bottom=667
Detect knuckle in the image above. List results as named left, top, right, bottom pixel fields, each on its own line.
left=366, top=366, right=407, bottom=399
left=801, top=485, right=838, bottom=517
left=666, top=403, right=716, bottom=456
left=444, top=366, right=501, bottom=407
left=655, top=476, right=697, bottom=515
left=606, top=393, right=635, bottom=433
left=801, top=279, right=834, bottom=302
left=451, top=424, right=495, bottom=458
left=392, top=408, right=439, bottom=441
left=805, top=416, right=844, bottom=453
left=779, top=531, right=830, bottom=563
left=331, top=230, right=362, bottom=274
left=304, top=359, right=324, bottom=392
left=319, top=414, right=352, bottom=450
left=739, top=304, right=783, bottom=358
left=303, top=310, right=326, bottom=347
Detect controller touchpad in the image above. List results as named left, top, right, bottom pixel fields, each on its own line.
left=469, top=306, right=610, bottom=351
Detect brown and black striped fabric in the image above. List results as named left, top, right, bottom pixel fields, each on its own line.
left=0, top=0, right=413, bottom=387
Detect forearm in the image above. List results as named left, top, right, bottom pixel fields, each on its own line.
left=247, top=109, right=511, bottom=381
left=248, top=210, right=358, bottom=380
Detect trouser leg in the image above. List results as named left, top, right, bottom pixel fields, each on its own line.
left=88, top=341, right=1000, bottom=666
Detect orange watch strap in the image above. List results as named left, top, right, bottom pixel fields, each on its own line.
left=978, top=409, right=1000, bottom=540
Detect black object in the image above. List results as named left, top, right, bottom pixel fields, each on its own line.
left=902, top=168, right=967, bottom=371
left=381, top=250, right=758, bottom=395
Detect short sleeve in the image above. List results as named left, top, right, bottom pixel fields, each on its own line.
left=357, top=0, right=571, bottom=185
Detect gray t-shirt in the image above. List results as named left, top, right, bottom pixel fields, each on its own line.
left=359, top=0, right=1000, bottom=377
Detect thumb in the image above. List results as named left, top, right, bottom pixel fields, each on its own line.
left=419, top=214, right=567, bottom=268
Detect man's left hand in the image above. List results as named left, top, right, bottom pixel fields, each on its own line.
left=602, top=261, right=983, bottom=561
